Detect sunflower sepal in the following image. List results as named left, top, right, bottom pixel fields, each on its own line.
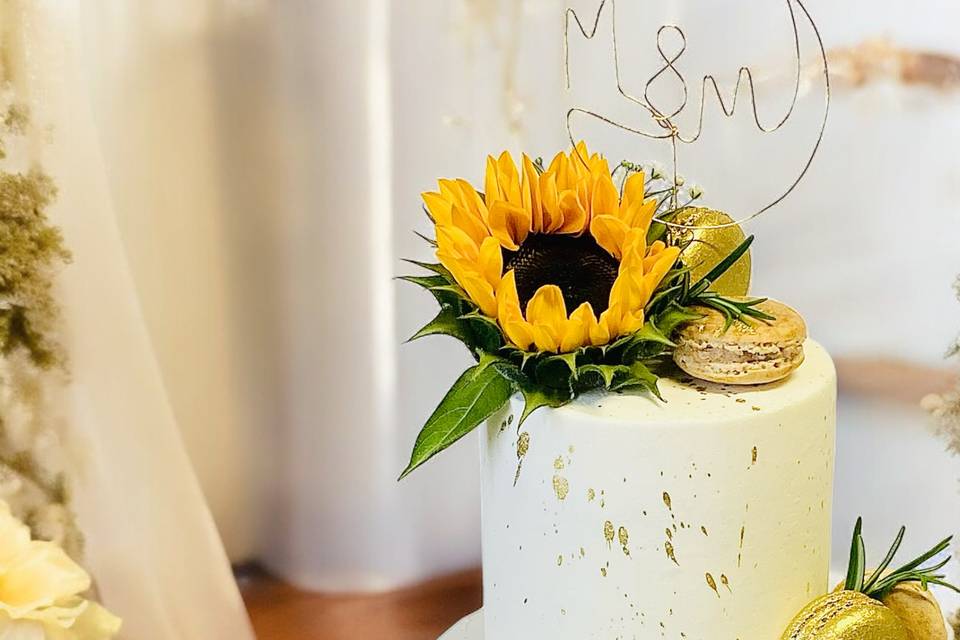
left=577, top=364, right=630, bottom=389
left=487, top=359, right=574, bottom=426
left=459, top=313, right=506, bottom=354
left=540, top=352, right=579, bottom=378
left=614, top=361, right=663, bottom=399
left=516, top=381, right=574, bottom=427
left=652, top=305, right=706, bottom=337
left=407, top=307, right=474, bottom=344
left=401, top=259, right=454, bottom=280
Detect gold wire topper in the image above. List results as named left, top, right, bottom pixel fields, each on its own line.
left=563, top=0, right=831, bottom=230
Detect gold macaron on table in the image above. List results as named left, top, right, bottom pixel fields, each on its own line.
left=672, top=299, right=808, bottom=386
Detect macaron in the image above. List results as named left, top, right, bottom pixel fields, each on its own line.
left=672, top=299, right=807, bottom=385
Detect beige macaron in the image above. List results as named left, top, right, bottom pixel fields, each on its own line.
left=672, top=299, right=807, bottom=385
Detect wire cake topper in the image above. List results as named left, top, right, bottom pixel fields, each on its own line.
left=563, top=0, right=831, bottom=230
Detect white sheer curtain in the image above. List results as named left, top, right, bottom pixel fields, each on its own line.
left=6, top=1, right=255, bottom=638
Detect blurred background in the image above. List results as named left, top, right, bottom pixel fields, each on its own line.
left=65, top=0, right=959, bottom=637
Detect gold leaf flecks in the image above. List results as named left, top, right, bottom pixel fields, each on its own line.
left=552, top=475, right=569, bottom=501
left=663, top=492, right=672, bottom=510
left=514, top=431, right=530, bottom=486
left=517, top=432, right=530, bottom=458
left=618, top=526, right=630, bottom=556
left=705, top=573, right=719, bottom=597
left=603, top=520, right=615, bottom=545
left=665, top=541, right=679, bottom=565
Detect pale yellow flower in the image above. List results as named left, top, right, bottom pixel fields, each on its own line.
left=0, top=501, right=121, bottom=640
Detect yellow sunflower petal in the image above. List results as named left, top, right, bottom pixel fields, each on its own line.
left=540, top=172, right=565, bottom=234
left=422, top=191, right=453, bottom=226
left=590, top=215, right=630, bottom=259
left=458, top=270, right=497, bottom=317
left=455, top=178, right=489, bottom=222
left=622, top=198, right=658, bottom=233
left=620, top=309, right=645, bottom=334
left=644, top=245, right=681, bottom=291
left=558, top=190, right=588, bottom=235
left=598, top=305, right=622, bottom=340
left=530, top=326, right=560, bottom=353
left=522, top=154, right=544, bottom=234
left=590, top=170, right=619, bottom=218
left=436, top=225, right=479, bottom=264
left=526, top=285, right=568, bottom=352
left=478, top=237, right=503, bottom=289
left=484, top=155, right=502, bottom=205
left=621, top=171, right=646, bottom=210
left=498, top=151, right=522, bottom=203
left=588, top=310, right=611, bottom=346
left=496, top=270, right=534, bottom=350
left=451, top=205, right=490, bottom=247
left=620, top=228, right=648, bottom=266
left=488, top=201, right=531, bottom=251
left=561, top=303, right=595, bottom=352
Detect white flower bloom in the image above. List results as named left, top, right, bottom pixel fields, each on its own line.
left=0, top=502, right=120, bottom=640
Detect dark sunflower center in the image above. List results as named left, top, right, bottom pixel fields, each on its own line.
left=505, top=234, right=619, bottom=314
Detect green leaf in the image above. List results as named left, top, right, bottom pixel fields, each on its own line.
left=408, top=307, right=472, bottom=343
left=399, top=364, right=513, bottom=479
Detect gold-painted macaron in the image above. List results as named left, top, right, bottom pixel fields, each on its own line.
left=780, top=590, right=909, bottom=640
left=672, top=207, right=752, bottom=297
left=673, top=298, right=807, bottom=385
left=882, top=582, right=948, bottom=640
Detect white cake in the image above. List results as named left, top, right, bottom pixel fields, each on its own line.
left=480, top=340, right=836, bottom=640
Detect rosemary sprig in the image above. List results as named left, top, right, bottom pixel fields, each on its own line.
left=645, top=235, right=771, bottom=330
left=843, top=517, right=960, bottom=600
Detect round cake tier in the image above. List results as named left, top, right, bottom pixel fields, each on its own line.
left=480, top=340, right=836, bottom=640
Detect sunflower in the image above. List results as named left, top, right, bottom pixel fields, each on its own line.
left=422, top=142, right=680, bottom=354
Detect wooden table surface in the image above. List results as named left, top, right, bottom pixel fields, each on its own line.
left=241, top=567, right=482, bottom=640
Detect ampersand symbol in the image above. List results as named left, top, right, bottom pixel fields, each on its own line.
left=644, top=25, right=689, bottom=127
